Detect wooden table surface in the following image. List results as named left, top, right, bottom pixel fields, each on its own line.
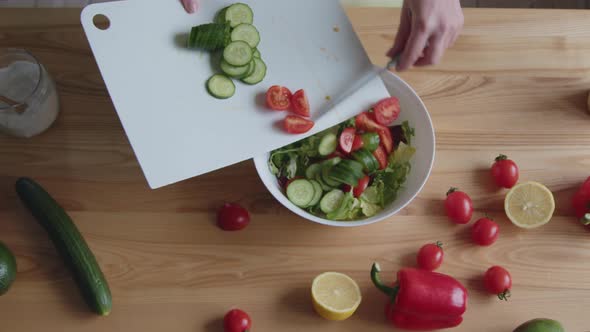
left=0, top=7, right=589, bottom=332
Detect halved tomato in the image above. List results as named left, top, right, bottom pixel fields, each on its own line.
left=291, top=89, right=310, bottom=117
left=353, top=175, right=370, bottom=198
left=351, top=135, right=364, bottom=152
left=284, top=115, right=314, bottom=134
left=266, top=86, right=292, bottom=111
left=373, top=146, right=388, bottom=170
left=377, top=127, right=393, bottom=154
left=339, top=127, right=356, bottom=154
left=373, top=97, right=400, bottom=126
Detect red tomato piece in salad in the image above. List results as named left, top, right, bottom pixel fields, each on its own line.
left=291, top=89, right=310, bottom=117
left=339, top=127, right=356, bottom=154
left=353, top=175, right=370, bottom=198
left=372, top=97, right=400, bottom=126
left=351, top=135, right=364, bottom=152
left=373, top=146, right=388, bottom=170
left=355, top=112, right=393, bottom=153
left=266, top=85, right=292, bottom=111
left=283, top=115, right=314, bottom=134
left=377, top=127, right=393, bottom=154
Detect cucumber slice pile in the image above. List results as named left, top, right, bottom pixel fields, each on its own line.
left=188, top=3, right=266, bottom=100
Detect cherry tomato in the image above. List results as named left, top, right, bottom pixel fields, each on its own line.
left=283, top=115, right=314, bottom=134
left=339, top=127, right=356, bottom=154
left=291, top=89, right=310, bottom=117
left=444, top=188, right=473, bottom=224
left=223, top=309, right=252, bottom=332
left=372, top=146, right=388, bottom=170
left=372, top=97, right=400, bottom=126
left=471, top=217, right=499, bottom=246
left=484, top=266, right=512, bottom=301
left=266, top=85, right=292, bottom=111
left=353, top=175, right=370, bottom=198
left=417, top=241, right=444, bottom=271
left=351, top=135, right=364, bottom=152
left=491, top=154, right=519, bottom=189
left=217, top=203, right=250, bottom=231
left=572, top=176, right=590, bottom=223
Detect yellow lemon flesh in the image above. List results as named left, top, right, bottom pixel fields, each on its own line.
left=505, top=181, right=555, bottom=229
left=311, top=272, right=362, bottom=321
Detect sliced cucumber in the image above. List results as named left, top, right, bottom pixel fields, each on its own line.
left=322, top=166, right=341, bottom=187
left=253, top=48, right=261, bottom=58
left=231, top=23, right=260, bottom=48
left=215, top=7, right=228, bottom=24
left=305, top=164, right=322, bottom=180
left=320, top=190, right=345, bottom=214
left=188, top=23, right=231, bottom=51
left=224, top=3, right=254, bottom=28
left=318, top=133, right=337, bottom=156
left=307, top=180, right=323, bottom=207
left=327, top=192, right=355, bottom=221
left=286, top=179, right=315, bottom=208
left=353, top=148, right=379, bottom=173
left=206, top=74, right=235, bottom=99
left=328, top=168, right=359, bottom=186
left=315, top=173, right=333, bottom=192
left=244, top=60, right=256, bottom=77
left=241, top=58, right=266, bottom=85
left=223, top=40, right=253, bottom=67
left=220, top=59, right=250, bottom=78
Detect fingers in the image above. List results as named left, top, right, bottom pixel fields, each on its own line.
left=396, top=19, right=429, bottom=71
left=415, top=33, right=445, bottom=67
left=387, top=7, right=412, bottom=58
left=181, top=0, right=198, bottom=13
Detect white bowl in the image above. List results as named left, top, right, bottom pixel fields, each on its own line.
left=253, top=70, right=436, bottom=227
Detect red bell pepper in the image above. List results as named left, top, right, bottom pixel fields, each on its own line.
left=572, top=176, right=590, bottom=225
left=371, top=262, right=467, bottom=331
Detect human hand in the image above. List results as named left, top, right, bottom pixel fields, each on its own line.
left=387, top=0, right=464, bottom=71
left=180, top=0, right=199, bottom=13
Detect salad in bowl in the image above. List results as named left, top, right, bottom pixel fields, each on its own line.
left=267, top=97, right=416, bottom=221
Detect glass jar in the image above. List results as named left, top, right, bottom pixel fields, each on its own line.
left=0, top=48, right=60, bottom=138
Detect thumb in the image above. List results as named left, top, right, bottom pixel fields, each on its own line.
left=181, top=0, right=199, bottom=13
left=387, top=7, right=411, bottom=58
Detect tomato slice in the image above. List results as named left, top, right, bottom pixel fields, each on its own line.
left=355, top=112, right=382, bottom=132
left=351, top=135, right=364, bottom=152
left=283, top=115, right=314, bottom=134
left=291, top=89, right=310, bottom=117
left=373, top=146, right=388, bottom=170
left=373, top=97, right=400, bottom=126
left=266, top=85, right=292, bottom=111
left=353, top=175, right=370, bottom=198
left=377, top=127, right=394, bottom=154
left=339, top=127, right=356, bottom=154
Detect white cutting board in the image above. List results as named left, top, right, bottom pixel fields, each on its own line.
left=81, top=0, right=391, bottom=189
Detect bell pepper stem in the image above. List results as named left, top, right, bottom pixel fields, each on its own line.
left=581, top=214, right=590, bottom=226
left=371, top=262, right=399, bottom=300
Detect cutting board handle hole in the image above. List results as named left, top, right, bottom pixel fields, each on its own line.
left=93, top=14, right=111, bottom=30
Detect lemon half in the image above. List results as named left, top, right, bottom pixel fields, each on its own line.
left=505, top=181, right=555, bottom=229
left=311, top=272, right=362, bottom=321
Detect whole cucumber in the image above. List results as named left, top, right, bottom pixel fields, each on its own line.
left=15, top=177, right=112, bottom=315
left=514, top=318, right=565, bottom=332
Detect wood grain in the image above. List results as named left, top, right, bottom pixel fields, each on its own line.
left=0, top=8, right=589, bottom=332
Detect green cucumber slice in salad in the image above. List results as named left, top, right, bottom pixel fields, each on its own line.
left=318, top=133, right=338, bottom=156
left=269, top=109, right=416, bottom=221
left=187, top=3, right=265, bottom=99
left=286, top=179, right=315, bottom=208
left=207, top=74, right=235, bottom=99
